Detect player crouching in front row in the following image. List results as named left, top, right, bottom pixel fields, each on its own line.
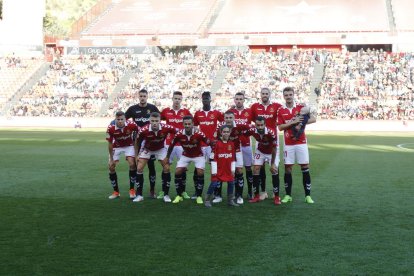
left=204, top=125, right=239, bottom=207
left=165, top=115, right=211, bottom=205
left=133, top=112, right=176, bottom=203
left=106, top=111, right=140, bottom=199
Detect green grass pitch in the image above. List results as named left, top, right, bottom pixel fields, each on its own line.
left=0, top=129, right=413, bottom=275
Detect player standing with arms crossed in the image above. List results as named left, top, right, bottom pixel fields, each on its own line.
left=277, top=87, right=316, bottom=204
left=125, top=89, right=160, bottom=198
left=106, top=111, right=139, bottom=199
left=160, top=91, right=192, bottom=199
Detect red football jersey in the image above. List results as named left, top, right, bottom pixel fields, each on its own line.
left=194, top=110, right=223, bottom=141
left=243, top=127, right=277, bottom=154
left=216, top=122, right=250, bottom=152
left=227, top=107, right=253, bottom=146
left=212, top=140, right=236, bottom=182
left=106, top=121, right=139, bottom=148
left=161, top=107, right=192, bottom=145
left=137, top=123, right=176, bottom=151
left=170, top=129, right=209, bottom=158
left=250, top=102, right=282, bottom=132
left=277, top=104, right=307, bottom=145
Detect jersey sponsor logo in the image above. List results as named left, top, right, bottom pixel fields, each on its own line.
left=234, top=118, right=248, bottom=124
left=135, top=117, right=149, bottom=122
left=261, top=114, right=273, bottom=119
left=168, top=118, right=183, bottom=124
left=218, top=153, right=233, bottom=158
left=183, top=144, right=197, bottom=148
left=200, top=121, right=215, bottom=126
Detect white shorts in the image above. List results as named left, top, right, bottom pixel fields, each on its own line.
left=139, top=147, right=167, bottom=161
left=166, top=145, right=183, bottom=164
left=253, top=146, right=280, bottom=167
left=202, top=146, right=212, bottom=162
left=241, top=146, right=253, bottom=167
left=176, top=155, right=206, bottom=169
left=283, top=144, right=309, bottom=165
left=236, top=151, right=243, bottom=168
left=111, top=146, right=135, bottom=161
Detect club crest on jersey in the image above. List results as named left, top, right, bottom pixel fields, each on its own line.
left=147, top=109, right=151, bottom=114
left=270, top=108, right=274, bottom=112
left=210, top=114, right=215, bottom=119
left=126, top=130, right=131, bottom=134
left=228, top=145, right=232, bottom=151
left=191, top=139, right=197, bottom=144
left=244, top=112, right=249, bottom=117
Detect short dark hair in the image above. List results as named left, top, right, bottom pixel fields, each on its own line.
left=219, top=125, right=231, bottom=133
left=182, top=115, right=193, bottom=121
left=224, top=110, right=235, bottom=116
left=150, top=112, right=160, bottom=118
left=255, top=116, right=265, bottom=122
left=139, top=89, right=148, bottom=94
left=115, top=111, right=125, bottom=117
left=173, top=91, right=182, bottom=96
left=202, top=91, right=211, bottom=98
left=235, top=92, right=244, bottom=98
left=283, top=87, right=294, bottom=94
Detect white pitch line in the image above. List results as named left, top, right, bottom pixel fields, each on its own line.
left=396, top=143, right=414, bottom=150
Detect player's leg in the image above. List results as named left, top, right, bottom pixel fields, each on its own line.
left=108, top=156, right=120, bottom=199
left=125, top=146, right=137, bottom=199
left=272, top=145, right=281, bottom=205
left=282, top=145, right=295, bottom=203
left=172, top=146, right=189, bottom=198
left=234, top=151, right=245, bottom=204
left=195, top=168, right=205, bottom=204
left=126, top=156, right=137, bottom=199
left=148, top=155, right=157, bottom=198
left=297, top=144, right=314, bottom=204
left=133, top=156, right=148, bottom=202
left=172, top=166, right=186, bottom=203
left=242, top=146, right=253, bottom=199
left=158, top=148, right=172, bottom=203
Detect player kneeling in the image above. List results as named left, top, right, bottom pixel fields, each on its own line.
left=106, top=111, right=139, bottom=199
left=205, top=125, right=239, bottom=207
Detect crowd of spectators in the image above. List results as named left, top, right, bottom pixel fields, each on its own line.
left=6, top=48, right=414, bottom=120
left=318, top=49, right=414, bottom=120
left=11, top=54, right=132, bottom=117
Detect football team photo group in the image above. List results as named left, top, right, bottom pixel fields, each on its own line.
left=106, top=87, right=316, bottom=207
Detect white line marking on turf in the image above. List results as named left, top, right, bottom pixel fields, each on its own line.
left=396, top=143, right=414, bottom=150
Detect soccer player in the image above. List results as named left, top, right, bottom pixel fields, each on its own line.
left=227, top=92, right=254, bottom=200
left=193, top=91, right=223, bottom=198
left=160, top=91, right=192, bottom=200
left=125, top=89, right=160, bottom=198
left=277, top=87, right=316, bottom=204
left=133, top=112, right=176, bottom=203
left=204, top=125, right=239, bottom=208
left=165, top=115, right=210, bottom=205
left=250, top=87, right=282, bottom=200
left=106, top=111, right=139, bottom=199
left=214, top=110, right=250, bottom=204
left=242, top=116, right=280, bottom=204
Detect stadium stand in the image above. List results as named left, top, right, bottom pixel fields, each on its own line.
left=209, top=0, right=390, bottom=34
left=82, top=0, right=217, bottom=36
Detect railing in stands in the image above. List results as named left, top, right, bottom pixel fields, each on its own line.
left=70, top=0, right=112, bottom=39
